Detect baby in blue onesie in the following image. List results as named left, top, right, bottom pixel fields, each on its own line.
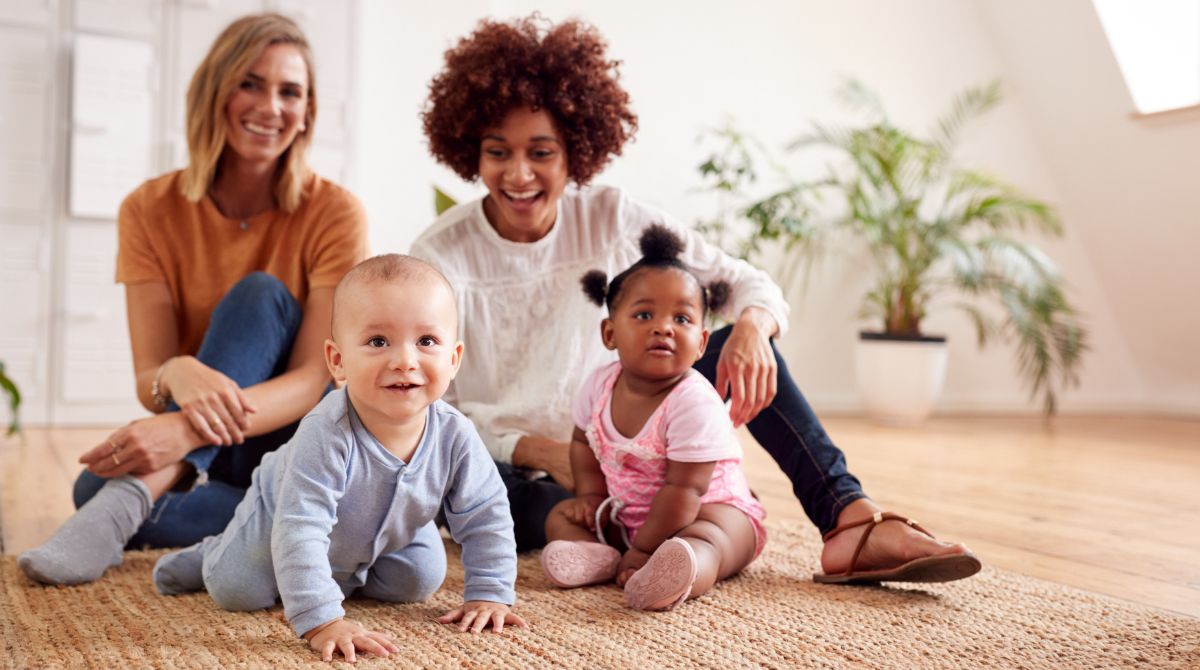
left=152, top=254, right=524, bottom=662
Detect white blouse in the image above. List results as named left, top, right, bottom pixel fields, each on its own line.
left=409, top=185, right=789, bottom=465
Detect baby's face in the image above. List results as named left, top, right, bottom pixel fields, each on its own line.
left=602, top=267, right=708, bottom=382
left=327, top=278, right=461, bottom=425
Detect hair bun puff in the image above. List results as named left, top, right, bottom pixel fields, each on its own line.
left=580, top=269, right=609, bottom=306
left=638, top=223, right=685, bottom=263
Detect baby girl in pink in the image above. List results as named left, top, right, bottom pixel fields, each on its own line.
left=571, top=360, right=766, bottom=555
left=541, top=224, right=766, bottom=611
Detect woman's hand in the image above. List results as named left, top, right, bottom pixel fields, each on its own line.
left=512, top=435, right=575, bottom=492
left=79, top=413, right=205, bottom=478
left=714, top=308, right=779, bottom=427
left=303, top=617, right=398, bottom=663
left=437, top=601, right=528, bottom=634
left=615, top=547, right=652, bottom=587
left=160, top=356, right=257, bottom=446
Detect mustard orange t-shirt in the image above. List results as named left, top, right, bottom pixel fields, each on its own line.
left=115, top=170, right=368, bottom=356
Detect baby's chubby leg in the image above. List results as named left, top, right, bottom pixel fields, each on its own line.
left=544, top=495, right=604, bottom=543
left=540, top=497, right=621, bottom=588
left=357, top=522, right=447, bottom=603
left=196, top=498, right=279, bottom=612
left=623, top=503, right=757, bottom=610
left=670, top=503, right=757, bottom=599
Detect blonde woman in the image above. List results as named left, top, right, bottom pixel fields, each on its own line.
left=20, top=14, right=366, bottom=585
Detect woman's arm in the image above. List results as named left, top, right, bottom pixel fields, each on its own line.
left=511, top=435, right=574, bottom=491
left=126, top=283, right=332, bottom=443
left=717, top=305, right=780, bottom=427
left=126, top=282, right=254, bottom=446
left=126, top=282, right=182, bottom=413
left=82, top=285, right=334, bottom=479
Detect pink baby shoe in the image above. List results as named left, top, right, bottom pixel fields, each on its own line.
left=540, top=540, right=621, bottom=588
left=623, top=537, right=698, bottom=611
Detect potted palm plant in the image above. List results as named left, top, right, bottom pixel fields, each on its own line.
left=1, top=360, right=20, bottom=436
left=696, top=80, right=1087, bottom=423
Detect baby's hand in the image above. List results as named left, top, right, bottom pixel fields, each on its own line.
left=561, top=495, right=605, bottom=530
left=303, top=617, right=398, bottom=663
left=437, top=600, right=529, bottom=634
left=616, top=547, right=652, bottom=587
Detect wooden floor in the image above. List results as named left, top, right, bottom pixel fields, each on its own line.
left=2, top=415, right=1198, bottom=619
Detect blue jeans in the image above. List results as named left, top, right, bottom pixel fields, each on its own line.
left=73, top=272, right=304, bottom=549
left=693, top=325, right=865, bottom=535
left=502, top=324, right=866, bottom=548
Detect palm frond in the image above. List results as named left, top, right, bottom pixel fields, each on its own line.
left=836, top=78, right=888, bottom=122
left=994, top=277, right=1088, bottom=413
left=953, top=302, right=995, bottom=347
left=931, top=79, right=1002, bottom=153
left=0, top=361, right=21, bottom=437
left=978, top=236, right=1061, bottom=287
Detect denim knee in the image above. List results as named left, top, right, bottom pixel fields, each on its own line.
left=226, top=271, right=290, bottom=304
left=72, top=470, right=107, bottom=510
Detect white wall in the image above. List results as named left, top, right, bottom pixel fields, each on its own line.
left=978, top=0, right=1200, bottom=415
left=354, top=0, right=1176, bottom=415
left=351, top=1, right=489, bottom=257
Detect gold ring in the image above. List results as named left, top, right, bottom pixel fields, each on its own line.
left=111, top=453, right=121, bottom=466
left=109, top=439, right=119, bottom=455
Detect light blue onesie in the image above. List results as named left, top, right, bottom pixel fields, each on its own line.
left=179, top=387, right=515, bottom=637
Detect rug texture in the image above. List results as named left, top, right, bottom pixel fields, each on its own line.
left=2, top=520, right=1197, bottom=669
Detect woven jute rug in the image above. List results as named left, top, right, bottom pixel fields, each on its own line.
left=2, top=520, right=1197, bottom=669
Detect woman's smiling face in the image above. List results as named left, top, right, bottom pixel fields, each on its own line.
left=223, top=43, right=310, bottom=170
left=478, top=107, right=569, bottom=243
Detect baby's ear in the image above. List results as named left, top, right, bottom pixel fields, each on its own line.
left=324, top=339, right=345, bottom=382
left=600, top=318, right=617, bottom=351
left=449, top=341, right=465, bottom=377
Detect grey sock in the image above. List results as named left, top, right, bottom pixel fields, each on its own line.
left=153, top=541, right=208, bottom=595
left=18, top=475, right=151, bottom=585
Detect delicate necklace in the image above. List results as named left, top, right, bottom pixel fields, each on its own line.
left=209, top=188, right=266, bottom=232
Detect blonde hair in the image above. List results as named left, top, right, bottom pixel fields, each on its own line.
left=179, top=13, right=317, bottom=213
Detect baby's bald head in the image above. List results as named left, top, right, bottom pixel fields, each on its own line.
left=331, top=254, right=457, bottom=340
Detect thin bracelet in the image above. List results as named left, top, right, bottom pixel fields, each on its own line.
left=151, top=356, right=175, bottom=408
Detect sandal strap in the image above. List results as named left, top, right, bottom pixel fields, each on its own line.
left=822, top=512, right=935, bottom=577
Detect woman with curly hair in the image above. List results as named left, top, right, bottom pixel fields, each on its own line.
left=412, top=15, right=980, bottom=584
left=21, top=14, right=366, bottom=585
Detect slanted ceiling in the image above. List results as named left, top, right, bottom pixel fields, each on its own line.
left=978, top=0, right=1200, bottom=414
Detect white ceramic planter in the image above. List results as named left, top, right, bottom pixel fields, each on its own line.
left=855, top=332, right=949, bottom=426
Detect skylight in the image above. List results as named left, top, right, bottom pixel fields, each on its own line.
left=1093, top=0, right=1200, bottom=114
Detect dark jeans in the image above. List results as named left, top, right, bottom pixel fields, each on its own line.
left=495, top=461, right=573, bottom=552
left=503, top=324, right=866, bottom=550
left=73, top=272, right=303, bottom=549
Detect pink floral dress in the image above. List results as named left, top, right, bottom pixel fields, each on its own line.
left=572, top=361, right=767, bottom=556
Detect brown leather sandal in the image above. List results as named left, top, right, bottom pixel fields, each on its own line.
left=813, top=512, right=982, bottom=585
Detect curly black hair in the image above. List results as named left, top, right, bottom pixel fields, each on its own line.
left=581, top=224, right=731, bottom=316
left=421, top=15, right=638, bottom=184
